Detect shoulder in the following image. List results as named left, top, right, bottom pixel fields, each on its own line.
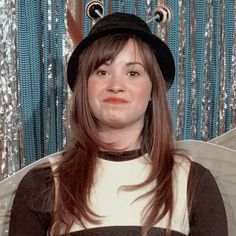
left=14, top=151, right=63, bottom=212
left=15, top=166, right=53, bottom=210
left=189, top=161, right=210, bottom=175
left=173, top=154, right=215, bottom=184
left=173, top=155, right=218, bottom=196
left=173, top=155, right=221, bottom=207
left=19, top=166, right=53, bottom=190
left=19, top=151, right=63, bottom=188
left=187, top=160, right=225, bottom=216
left=188, top=161, right=216, bottom=190
left=186, top=163, right=228, bottom=234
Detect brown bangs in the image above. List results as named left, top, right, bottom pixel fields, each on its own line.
left=79, top=34, right=132, bottom=77
left=78, top=34, right=160, bottom=79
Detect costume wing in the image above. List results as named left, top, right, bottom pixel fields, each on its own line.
left=177, top=128, right=236, bottom=236
left=0, top=152, right=61, bottom=236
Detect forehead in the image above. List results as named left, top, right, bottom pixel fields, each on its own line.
left=84, top=35, right=152, bottom=74
left=107, top=38, right=145, bottom=65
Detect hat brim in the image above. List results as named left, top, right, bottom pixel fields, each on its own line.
left=67, top=27, right=175, bottom=91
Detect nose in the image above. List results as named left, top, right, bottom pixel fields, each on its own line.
left=106, top=77, right=125, bottom=93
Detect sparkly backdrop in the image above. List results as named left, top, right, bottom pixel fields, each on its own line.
left=0, top=0, right=23, bottom=180
left=0, top=0, right=236, bottom=179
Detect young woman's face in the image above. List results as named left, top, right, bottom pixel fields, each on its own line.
left=88, top=39, right=152, bottom=131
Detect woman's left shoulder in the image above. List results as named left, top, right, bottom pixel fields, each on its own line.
left=173, top=154, right=213, bottom=179
left=172, top=155, right=218, bottom=193
left=186, top=161, right=228, bottom=235
left=188, top=160, right=216, bottom=185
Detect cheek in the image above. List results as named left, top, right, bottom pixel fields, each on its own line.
left=87, top=85, right=93, bottom=107
left=88, top=77, right=105, bottom=95
left=136, top=82, right=152, bottom=102
left=88, top=79, right=95, bottom=95
left=88, top=80, right=99, bottom=104
left=87, top=79, right=104, bottom=117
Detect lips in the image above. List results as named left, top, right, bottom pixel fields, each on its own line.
left=103, top=97, right=128, bottom=104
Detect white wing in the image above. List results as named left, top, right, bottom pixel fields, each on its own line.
left=0, top=152, right=61, bottom=236
left=177, top=136, right=236, bottom=236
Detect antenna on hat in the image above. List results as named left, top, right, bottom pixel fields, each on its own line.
left=86, top=0, right=104, bottom=21
left=146, top=5, right=172, bottom=24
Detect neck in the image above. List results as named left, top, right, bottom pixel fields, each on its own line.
left=98, top=124, right=143, bottom=151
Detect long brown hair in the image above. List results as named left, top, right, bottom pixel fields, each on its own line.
left=50, top=34, right=181, bottom=235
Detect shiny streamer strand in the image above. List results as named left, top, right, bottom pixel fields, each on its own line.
left=194, top=0, right=207, bottom=140
left=0, top=0, right=22, bottom=179
left=62, top=0, right=70, bottom=148
left=48, top=0, right=58, bottom=154
left=183, top=0, right=192, bottom=139
left=190, top=0, right=197, bottom=138
left=167, top=0, right=180, bottom=138
left=156, top=0, right=168, bottom=41
left=218, top=0, right=227, bottom=135
left=146, top=0, right=152, bottom=22
left=231, top=1, right=236, bottom=129
left=211, top=1, right=221, bottom=138
left=176, top=0, right=185, bottom=140
left=201, top=0, right=213, bottom=140
left=55, top=0, right=67, bottom=152
left=146, top=0, right=156, bottom=35
left=119, top=0, right=125, bottom=12
left=134, top=0, right=138, bottom=15
left=145, top=0, right=155, bottom=34
left=43, top=0, right=52, bottom=154
left=56, top=0, right=67, bottom=152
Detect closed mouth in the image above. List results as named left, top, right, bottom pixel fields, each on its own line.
left=103, top=97, right=128, bottom=104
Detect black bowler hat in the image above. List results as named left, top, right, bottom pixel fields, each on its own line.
left=67, top=12, right=175, bottom=91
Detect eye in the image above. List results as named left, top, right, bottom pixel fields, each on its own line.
left=96, top=70, right=110, bottom=77
left=127, top=71, right=140, bottom=77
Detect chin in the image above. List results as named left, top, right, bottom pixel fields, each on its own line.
left=105, top=122, right=127, bottom=129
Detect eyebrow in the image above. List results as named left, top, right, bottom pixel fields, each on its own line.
left=126, top=62, right=144, bottom=68
left=104, top=60, right=112, bottom=65
left=102, top=61, right=144, bottom=68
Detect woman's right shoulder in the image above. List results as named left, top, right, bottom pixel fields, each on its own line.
left=18, top=151, right=63, bottom=191
left=14, top=166, right=53, bottom=209
left=14, top=152, right=64, bottom=213
left=21, top=166, right=52, bottom=185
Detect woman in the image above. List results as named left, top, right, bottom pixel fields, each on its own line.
left=9, top=13, right=227, bottom=236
